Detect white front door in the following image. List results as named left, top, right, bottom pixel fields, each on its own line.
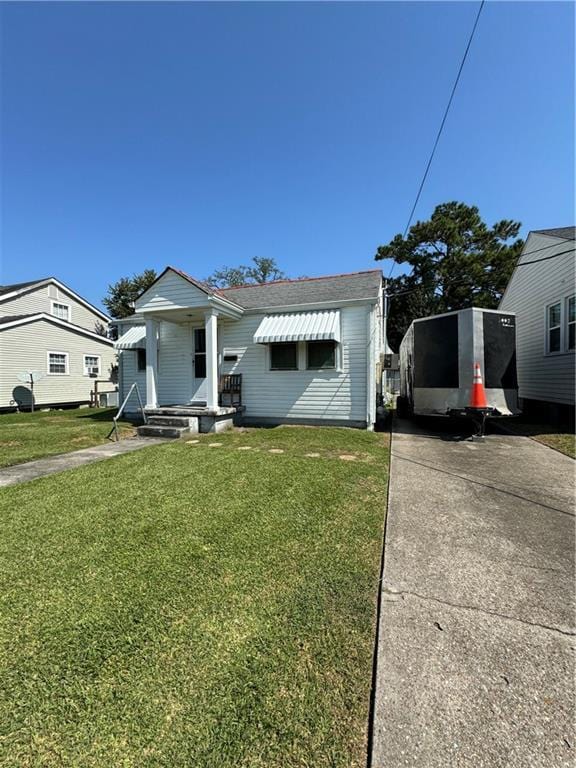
left=191, top=327, right=207, bottom=402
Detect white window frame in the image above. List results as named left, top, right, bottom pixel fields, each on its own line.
left=545, top=301, right=562, bottom=355
left=544, top=295, right=575, bottom=356
left=83, top=354, right=101, bottom=377
left=47, top=351, right=69, bottom=375
left=51, top=300, right=71, bottom=322
left=566, top=295, right=575, bottom=352
left=265, top=340, right=343, bottom=372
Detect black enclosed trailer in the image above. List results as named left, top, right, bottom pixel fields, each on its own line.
left=397, top=307, right=520, bottom=419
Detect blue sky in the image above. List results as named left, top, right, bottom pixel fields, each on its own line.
left=1, top=1, right=574, bottom=312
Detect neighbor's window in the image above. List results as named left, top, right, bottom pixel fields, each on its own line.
left=547, top=302, right=562, bottom=353
left=84, top=355, right=100, bottom=376
left=566, top=296, right=575, bottom=351
left=48, top=352, right=68, bottom=375
left=269, top=342, right=298, bottom=370
left=137, top=349, right=146, bottom=371
left=307, top=341, right=336, bottom=370
left=51, top=302, right=70, bottom=321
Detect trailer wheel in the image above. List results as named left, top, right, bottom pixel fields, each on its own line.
left=396, top=395, right=412, bottom=419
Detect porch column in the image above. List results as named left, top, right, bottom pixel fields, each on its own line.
left=145, top=316, right=159, bottom=409
left=205, top=309, right=218, bottom=409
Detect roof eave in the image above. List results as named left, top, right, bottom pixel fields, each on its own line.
left=0, top=313, right=114, bottom=344
left=0, top=277, right=110, bottom=322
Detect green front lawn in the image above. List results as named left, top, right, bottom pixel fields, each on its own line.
left=0, top=426, right=389, bottom=767
left=502, top=421, right=575, bottom=459
left=0, top=408, right=136, bottom=468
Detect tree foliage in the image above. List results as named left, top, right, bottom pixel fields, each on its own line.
left=206, top=256, right=285, bottom=289
left=103, top=269, right=158, bottom=319
left=94, top=320, right=109, bottom=337
left=375, top=202, right=523, bottom=350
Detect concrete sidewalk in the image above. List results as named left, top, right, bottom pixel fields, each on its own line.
left=0, top=437, right=165, bottom=488
left=371, top=418, right=575, bottom=768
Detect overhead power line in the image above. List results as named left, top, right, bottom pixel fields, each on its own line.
left=516, top=246, right=575, bottom=267
left=386, top=245, right=575, bottom=300
left=388, top=0, right=485, bottom=280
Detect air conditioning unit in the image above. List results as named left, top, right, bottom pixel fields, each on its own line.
left=87, top=367, right=99, bottom=377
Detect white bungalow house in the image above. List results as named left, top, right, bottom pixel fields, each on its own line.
left=499, top=226, right=574, bottom=422
left=114, top=267, right=384, bottom=435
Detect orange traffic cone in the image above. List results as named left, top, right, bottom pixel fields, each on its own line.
left=469, top=362, right=488, bottom=409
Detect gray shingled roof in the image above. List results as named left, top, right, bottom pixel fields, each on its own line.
left=0, top=279, right=49, bottom=298
left=219, top=270, right=382, bottom=309
left=532, top=227, right=575, bottom=240
left=0, top=313, right=38, bottom=325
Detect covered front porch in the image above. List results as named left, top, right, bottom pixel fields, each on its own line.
left=142, top=310, right=228, bottom=411
left=128, top=266, right=245, bottom=413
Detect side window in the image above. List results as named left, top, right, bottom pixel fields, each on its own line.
left=307, top=341, right=336, bottom=370
left=269, top=343, right=298, bottom=370
left=547, top=302, right=561, bottom=353
left=84, top=355, right=100, bottom=376
left=137, top=349, right=146, bottom=371
left=51, top=302, right=70, bottom=322
left=567, top=296, right=575, bottom=351
left=48, top=352, right=69, bottom=375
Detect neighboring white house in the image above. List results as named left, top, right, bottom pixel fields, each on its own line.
left=499, top=226, right=575, bottom=419
left=115, top=267, right=384, bottom=429
left=0, top=277, right=116, bottom=410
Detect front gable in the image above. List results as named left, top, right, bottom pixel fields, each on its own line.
left=134, top=267, right=243, bottom=319
left=135, top=268, right=213, bottom=312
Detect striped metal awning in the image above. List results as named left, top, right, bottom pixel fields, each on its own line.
left=114, top=325, right=146, bottom=350
left=253, top=310, right=341, bottom=344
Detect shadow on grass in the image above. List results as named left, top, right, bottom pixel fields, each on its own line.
left=77, top=408, right=141, bottom=426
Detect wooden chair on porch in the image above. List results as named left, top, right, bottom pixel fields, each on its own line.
left=219, top=374, right=242, bottom=407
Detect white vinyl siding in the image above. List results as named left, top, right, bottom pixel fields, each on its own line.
left=0, top=320, right=116, bottom=408
left=118, top=350, right=147, bottom=411
left=500, top=232, right=575, bottom=405
left=0, top=283, right=106, bottom=334
left=220, top=305, right=370, bottom=423
left=135, top=271, right=210, bottom=312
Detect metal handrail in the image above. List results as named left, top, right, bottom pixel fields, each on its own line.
left=108, top=382, right=147, bottom=441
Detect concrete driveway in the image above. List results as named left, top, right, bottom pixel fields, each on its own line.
left=371, top=417, right=575, bottom=768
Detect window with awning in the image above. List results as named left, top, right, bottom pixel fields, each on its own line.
left=253, top=310, right=341, bottom=344
left=114, top=326, right=146, bottom=350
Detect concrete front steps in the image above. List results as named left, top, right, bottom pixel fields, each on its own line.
left=138, top=413, right=198, bottom=439
left=137, top=405, right=241, bottom=439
